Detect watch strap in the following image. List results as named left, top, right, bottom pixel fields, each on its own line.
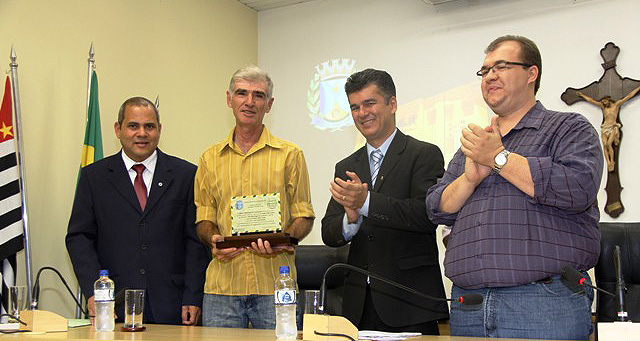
left=493, top=149, right=511, bottom=173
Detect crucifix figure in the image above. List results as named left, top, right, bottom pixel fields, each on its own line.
left=562, top=42, right=640, bottom=218
left=577, top=86, right=640, bottom=172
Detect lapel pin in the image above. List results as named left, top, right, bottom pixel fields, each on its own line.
left=158, top=182, right=163, bottom=187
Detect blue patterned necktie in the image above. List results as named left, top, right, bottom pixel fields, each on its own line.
left=371, top=149, right=383, bottom=186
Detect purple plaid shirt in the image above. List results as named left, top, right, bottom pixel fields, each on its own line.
left=427, top=101, right=604, bottom=289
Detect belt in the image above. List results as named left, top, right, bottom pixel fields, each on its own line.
left=532, top=276, right=553, bottom=284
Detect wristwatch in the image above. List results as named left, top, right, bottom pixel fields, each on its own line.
left=493, top=149, right=511, bottom=173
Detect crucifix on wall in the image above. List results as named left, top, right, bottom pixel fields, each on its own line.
left=561, top=42, right=640, bottom=218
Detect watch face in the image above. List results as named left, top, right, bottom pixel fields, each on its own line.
left=495, top=153, right=507, bottom=166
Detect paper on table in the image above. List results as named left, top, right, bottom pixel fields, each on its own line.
left=68, top=319, right=92, bottom=328
left=358, top=330, right=422, bottom=340
left=0, top=322, right=19, bottom=331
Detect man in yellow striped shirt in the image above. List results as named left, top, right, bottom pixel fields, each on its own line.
left=195, top=66, right=315, bottom=329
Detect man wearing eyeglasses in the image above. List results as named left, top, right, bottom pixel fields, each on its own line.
left=426, top=35, right=603, bottom=340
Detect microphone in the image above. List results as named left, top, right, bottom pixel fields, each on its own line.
left=20, top=266, right=83, bottom=332
left=560, top=265, right=615, bottom=297
left=319, top=263, right=483, bottom=313
left=31, top=266, right=88, bottom=314
left=613, top=245, right=628, bottom=322
left=31, top=266, right=128, bottom=316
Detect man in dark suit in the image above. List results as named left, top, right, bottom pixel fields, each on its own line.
left=66, top=97, right=209, bottom=325
left=321, top=69, right=448, bottom=334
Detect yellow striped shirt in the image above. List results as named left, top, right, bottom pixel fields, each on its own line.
left=195, top=126, right=315, bottom=295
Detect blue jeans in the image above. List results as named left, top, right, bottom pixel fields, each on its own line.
left=450, top=274, right=594, bottom=340
left=203, top=294, right=277, bottom=329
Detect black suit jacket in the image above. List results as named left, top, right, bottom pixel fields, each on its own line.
left=65, top=150, right=209, bottom=324
left=321, top=130, right=449, bottom=327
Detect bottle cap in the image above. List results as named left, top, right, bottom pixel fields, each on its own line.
left=99, top=269, right=109, bottom=277
left=279, top=266, right=290, bottom=275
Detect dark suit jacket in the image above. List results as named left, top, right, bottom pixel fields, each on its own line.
left=66, top=150, right=209, bottom=324
left=321, top=130, right=449, bottom=327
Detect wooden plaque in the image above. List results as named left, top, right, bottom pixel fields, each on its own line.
left=216, top=232, right=298, bottom=249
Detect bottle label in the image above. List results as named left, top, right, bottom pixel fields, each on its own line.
left=275, top=289, right=296, bottom=305
left=94, top=289, right=114, bottom=302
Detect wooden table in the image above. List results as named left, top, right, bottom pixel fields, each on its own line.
left=2, top=324, right=544, bottom=340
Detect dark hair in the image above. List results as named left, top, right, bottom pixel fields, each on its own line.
left=344, top=68, right=396, bottom=104
left=485, top=35, right=542, bottom=94
left=118, top=97, right=159, bottom=125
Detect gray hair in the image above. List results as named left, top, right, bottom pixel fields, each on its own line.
left=228, top=65, right=274, bottom=99
left=117, top=97, right=159, bottom=125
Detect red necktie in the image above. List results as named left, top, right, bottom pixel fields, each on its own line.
left=132, top=164, right=147, bottom=211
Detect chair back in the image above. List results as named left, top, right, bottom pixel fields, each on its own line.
left=595, top=222, right=640, bottom=322
left=295, top=244, right=349, bottom=316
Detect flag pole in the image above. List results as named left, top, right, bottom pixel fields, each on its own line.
left=86, top=43, right=95, bottom=120
left=75, top=43, right=96, bottom=318
left=9, top=46, right=33, bottom=304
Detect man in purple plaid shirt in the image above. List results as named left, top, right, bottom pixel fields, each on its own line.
left=426, top=35, right=603, bottom=340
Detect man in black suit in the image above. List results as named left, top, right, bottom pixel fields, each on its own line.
left=321, top=69, right=448, bottom=334
left=66, top=97, right=209, bottom=325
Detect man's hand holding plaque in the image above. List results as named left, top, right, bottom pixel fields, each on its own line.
left=215, top=193, right=298, bottom=249
left=211, top=234, right=244, bottom=260
left=249, top=238, right=295, bottom=254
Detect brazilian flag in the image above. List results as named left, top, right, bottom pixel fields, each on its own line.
left=79, top=70, right=103, bottom=176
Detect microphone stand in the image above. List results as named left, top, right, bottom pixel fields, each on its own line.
left=319, top=263, right=482, bottom=313
left=304, top=263, right=483, bottom=341
left=586, top=247, right=640, bottom=341
left=613, top=245, right=628, bottom=322
left=31, top=267, right=89, bottom=315
left=20, top=266, right=92, bottom=333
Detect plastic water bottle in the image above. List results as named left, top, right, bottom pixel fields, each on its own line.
left=275, top=266, right=297, bottom=340
left=94, top=270, right=115, bottom=332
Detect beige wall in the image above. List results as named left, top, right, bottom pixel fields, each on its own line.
left=259, top=0, right=640, bottom=313
left=260, top=0, right=640, bottom=249
left=0, top=0, right=257, bottom=317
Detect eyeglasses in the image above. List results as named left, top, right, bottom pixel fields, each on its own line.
left=476, top=61, right=532, bottom=77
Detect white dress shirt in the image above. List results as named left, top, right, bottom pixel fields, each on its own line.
left=121, top=150, right=157, bottom=196
left=342, top=129, right=397, bottom=241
